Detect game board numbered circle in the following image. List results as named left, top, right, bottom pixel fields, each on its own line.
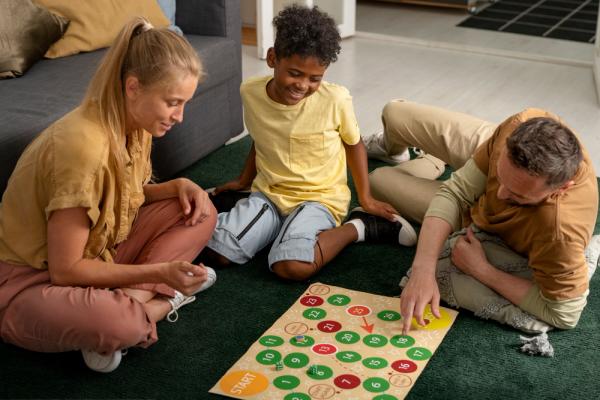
left=389, top=374, right=413, bottom=388
left=311, top=343, right=338, bottom=355
left=363, top=334, right=388, bottom=348
left=283, top=352, right=310, bottom=369
left=363, top=377, right=390, bottom=393
left=273, top=375, right=301, bottom=390
left=377, top=310, right=402, bottom=322
left=309, top=284, right=331, bottom=295
left=362, top=356, right=388, bottom=369
left=346, top=305, right=372, bottom=316
left=306, top=365, right=334, bottom=380
left=335, top=330, right=361, bottom=344
left=317, top=320, right=342, bottom=333
left=333, top=374, right=361, bottom=389
left=303, top=307, right=327, bottom=320
left=258, top=335, right=284, bottom=347
left=391, top=359, right=418, bottom=373
left=308, top=383, right=336, bottom=399
left=336, top=350, right=362, bottom=363
left=218, top=370, right=269, bottom=397
left=284, top=393, right=310, bottom=400
left=300, top=295, right=324, bottom=307
left=407, top=347, right=432, bottom=361
left=285, top=322, right=309, bottom=335
left=410, top=304, right=453, bottom=330
left=327, top=294, right=351, bottom=306
left=389, top=334, right=415, bottom=348
left=290, top=335, right=315, bottom=347
left=373, top=395, right=399, bottom=400
left=255, top=349, right=282, bottom=365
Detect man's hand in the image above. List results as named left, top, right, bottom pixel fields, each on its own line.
left=359, top=196, right=398, bottom=222
left=451, top=227, right=493, bottom=279
left=175, top=178, right=212, bottom=226
left=400, top=267, right=441, bottom=334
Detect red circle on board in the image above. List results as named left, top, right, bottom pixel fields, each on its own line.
left=300, top=296, right=324, bottom=307
left=334, top=374, right=361, bottom=389
left=312, top=343, right=338, bottom=355
left=346, top=305, right=371, bottom=316
left=392, top=359, right=418, bottom=373
left=317, top=320, right=342, bottom=333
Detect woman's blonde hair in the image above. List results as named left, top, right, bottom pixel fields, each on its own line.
left=82, top=17, right=203, bottom=173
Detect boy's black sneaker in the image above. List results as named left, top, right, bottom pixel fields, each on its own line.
left=208, top=189, right=251, bottom=213
left=347, top=207, right=417, bottom=246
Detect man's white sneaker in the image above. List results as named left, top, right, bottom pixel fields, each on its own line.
left=167, top=266, right=217, bottom=322
left=364, top=131, right=410, bottom=164
left=82, top=349, right=122, bottom=373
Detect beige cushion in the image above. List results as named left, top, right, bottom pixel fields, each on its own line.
left=34, top=0, right=170, bottom=59
left=0, top=0, right=69, bottom=79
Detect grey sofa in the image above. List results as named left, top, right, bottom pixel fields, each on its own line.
left=0, top=0, right=243, bottom=195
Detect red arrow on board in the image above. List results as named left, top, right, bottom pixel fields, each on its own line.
left=360, top=317, right=374, bottom=333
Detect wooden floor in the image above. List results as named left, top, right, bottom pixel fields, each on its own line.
left=242, top=26, right=257, bottom=46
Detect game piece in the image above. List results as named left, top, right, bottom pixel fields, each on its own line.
left=211, top=282, right=458, bottom=399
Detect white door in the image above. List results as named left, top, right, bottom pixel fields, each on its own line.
left=256, top=0, right=356, bottom=59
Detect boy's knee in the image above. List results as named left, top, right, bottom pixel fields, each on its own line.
left=545, top=311, right=581, bottom=330
left=272, top=260, right=315, bottom=281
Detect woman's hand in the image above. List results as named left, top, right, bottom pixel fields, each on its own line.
left=161, top=261, right=209, bottom=296
left=175, top=178, right=212, bottom=226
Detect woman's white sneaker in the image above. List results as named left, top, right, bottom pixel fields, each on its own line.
left=82, top=349, right=122, bottom=373
left=167, top=266, right=217, bottom=322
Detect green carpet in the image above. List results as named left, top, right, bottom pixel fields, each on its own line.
left=1, top=136, right=598, bottom=399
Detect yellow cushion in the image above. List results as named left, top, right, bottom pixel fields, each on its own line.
left=34, top=0, right=170, bottom=58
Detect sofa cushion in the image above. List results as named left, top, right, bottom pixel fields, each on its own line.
left=34, top=0, right=170, bottom=58
left=0, top=0, right=69, bottom=79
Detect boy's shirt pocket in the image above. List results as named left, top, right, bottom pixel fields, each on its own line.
left=289, top=130, right=340, bottom=171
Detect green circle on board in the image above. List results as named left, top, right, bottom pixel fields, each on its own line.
left=284, top=352, right=309, bottom=369
left=284, top=393, right=310, bottom=400
left=303, top=307, right=327, bottom=320
left=377, top=310, right=402, bottom=321
left=256, top=349, right=282, bottom=365
left=259, top=335, right=284, bottom=347
left=362, top=357, right=388, bottom=369
left=363, top=334, right=388, bottom=347
left=306, top=365, right=333, bottom=380
left=290, top=335, right=315, bottom=347
left=363, top=377, right=390, bottom=393
left=390, top=335, right=415, bottom=348
left=273, top=375, right=300, bottom=390
left=335, top=330, right=360, bottom=344
left=336, top=351, right=362, bottom=363
left=327, top=294, right=351, bottom=306
left=407, top=347, right=432, bottom=361
left=373, top=395, right=399, bottom=400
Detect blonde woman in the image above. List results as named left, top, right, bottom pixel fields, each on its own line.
left=0, top=18, right=217, bottom=373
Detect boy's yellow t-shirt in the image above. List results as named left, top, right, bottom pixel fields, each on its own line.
left=242, top=76, right=361, bottom=225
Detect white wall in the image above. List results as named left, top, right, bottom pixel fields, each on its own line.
left=241, top=1, right=257, bottom=27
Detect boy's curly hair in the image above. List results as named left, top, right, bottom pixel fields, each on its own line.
left=273, top=5, right=341, bottom=66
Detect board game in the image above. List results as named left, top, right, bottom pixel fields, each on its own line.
left=210, top=283, right=458, bottom=400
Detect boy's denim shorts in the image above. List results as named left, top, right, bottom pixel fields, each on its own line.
left=206, top=192, right=336, bottom=269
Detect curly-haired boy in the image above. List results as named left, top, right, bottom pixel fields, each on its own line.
left=205, top=5, right=416, bottom=280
